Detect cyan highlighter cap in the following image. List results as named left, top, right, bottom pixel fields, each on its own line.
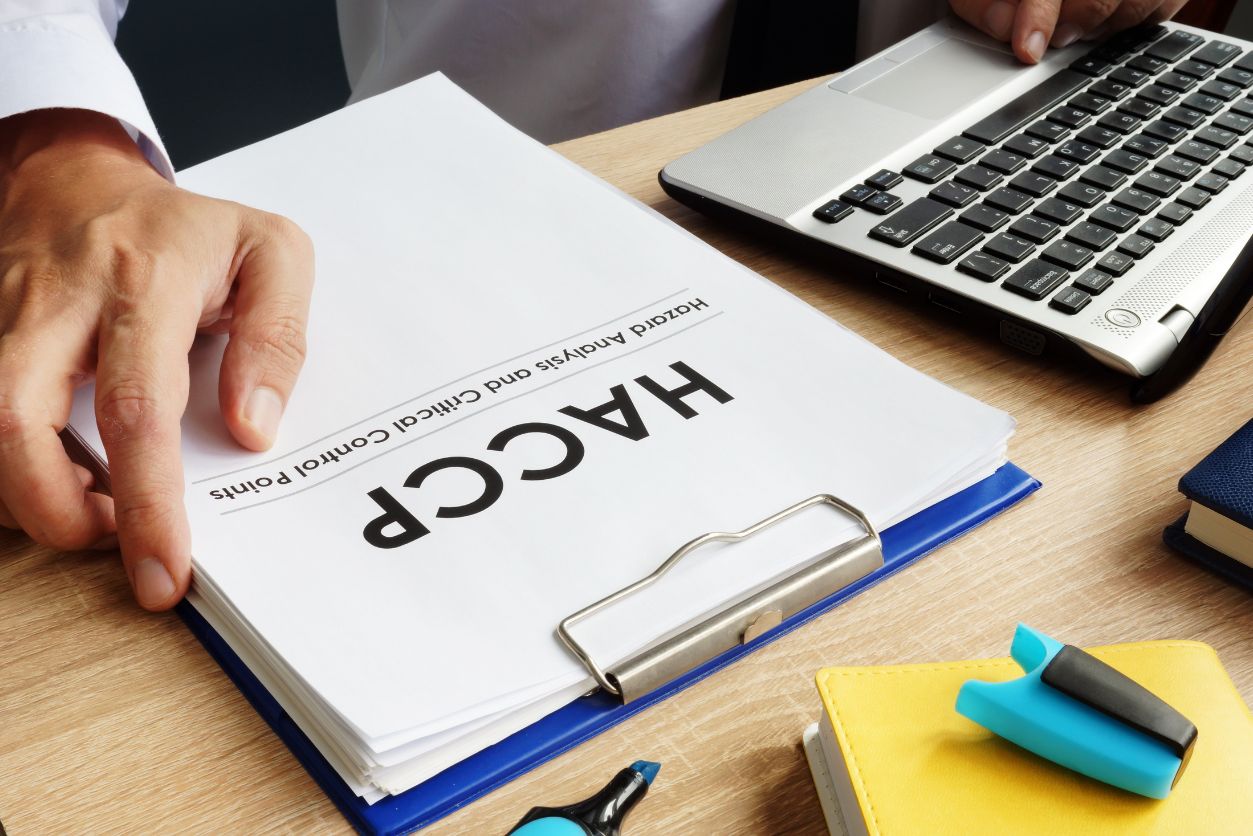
left=955, top=624, right=1197, bottom=799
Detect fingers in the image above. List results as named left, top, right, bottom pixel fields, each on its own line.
left=1052, top=0, right=1120, bottom=47
left=95, top=281, right=199, bottom=611
left=0, top=326, right=115, bottom=550
left=1011, top=0, right=1065, bottom=63
left=218, top=213, right=314, bottom=452
left=948, top=0, right=1022, bottom=42
left=1105, top=0, right=1173, bottom=31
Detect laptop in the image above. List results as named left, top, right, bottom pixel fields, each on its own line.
left=661, top=19, right=1253, bottom=400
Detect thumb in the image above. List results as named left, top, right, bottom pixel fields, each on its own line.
left=219, top=212, right=314, bottom=452
left=1012, top=0, right=1064, bottom=63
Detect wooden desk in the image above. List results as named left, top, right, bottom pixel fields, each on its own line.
left=1, top=80, right=1250, bottom=835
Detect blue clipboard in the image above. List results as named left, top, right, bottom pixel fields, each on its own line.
left=179, top=461, right=1039, bottom=834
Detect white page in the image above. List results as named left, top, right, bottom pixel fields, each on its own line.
left=69, top=75, right=1013, bottom=749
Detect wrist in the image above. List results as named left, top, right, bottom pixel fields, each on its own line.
left=0, top=108, right=151, bottom=177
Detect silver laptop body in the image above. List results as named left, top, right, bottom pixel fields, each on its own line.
left=661, top=18, right=1253, bottom=379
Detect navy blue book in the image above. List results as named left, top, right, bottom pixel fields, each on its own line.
left=1164, top=418, right=1253, bottom=590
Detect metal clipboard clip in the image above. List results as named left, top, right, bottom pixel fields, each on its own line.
left=557, top=494, right=883, bottom=704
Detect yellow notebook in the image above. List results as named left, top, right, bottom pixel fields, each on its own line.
left=802, top=641, right=1253, bottom=835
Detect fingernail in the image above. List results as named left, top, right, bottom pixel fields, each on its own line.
left=1052, top=24, right=1082, bottom=49
left=1025, top=30, right=1047, bottom=63
left=134, top=558, right=175, bottom=608
left=983, top=0, right=1016, bottom=40
left=245, top=386, right=284, bottom=445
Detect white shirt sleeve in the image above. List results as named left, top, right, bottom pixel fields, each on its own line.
left=0, top=0, right=173, bottom=179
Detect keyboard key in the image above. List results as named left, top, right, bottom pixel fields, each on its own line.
left=1009, top=215, right=1060, bottom=243
left=1128, top=54, right=1169, bottom=75
left=1118, top=98, right=1161, bottom=120
left=1050, top=285, right=1092, bottom=314
left=868, top=197, right=953, bottom=246
left=959, top=203, right=1011, bottom=232
left=1191, top=40, right=1242, bottom=67
left=1218, top=67, right=1253, bottom=88
left=912, top=221, right=984, bottom=263
left=1069, top=93, right=1111, bottom=114
left=1213, top=158, right=1246, bottom=179
left=1096, top=250, right=1135, bottom=276
left=955, top=165, right=1004, bottom=191
left=1136, top=85, right=1179, bottom=106
left=1176, top=186, right=1211, bottom=209
left=1162, top=106, right=1206, bottom=128
left=1214, top=112, right=1253, bottom=135
left=1058, top=181, right=1106, bottom=207
left=1117, top=234, right=1155, bottom=258
left=1073, top=268, right=1114, bottom=294
left=1238, top=52, right=1253, bottom=73
left=1195, top=125, right=1238, bottom=148
left=981, top=149, right=1029, bottom=174
left=1175, top=59, right=1215, bottom=80
left=865, top=169, right=904, bottom=190
left=841, top=183, right=879, bottom=205
left=1071, top=55, right=1115, bottom=76
left=1194, top=171, right=1229, bottom=194
left=1091, top=203, right=1139, bottom=231
left=1156, top=71, right=1198, bottom=92
left=1098, top=111, right=1141, bottom=134
left=1133, top=170, right=1182, bottom=197
left=1181, top=92, right=1225, bottom=114
left=1003, top=259, right=1070, bottom=300
left=985, top=187, right=1034, bottom=213
left=1231, top=145, right=1253, bottom=165
left=1103, top=148, right=1149, bottom=173
left=1155, top=155, right=1201, bottom=179
left=933, top=136, right=986, bottom=163
left=1089, top=79, right=1133, bottom=100
left=1143, top=119, right=1188, bottom=141
left=1041, top=239, right=1095, bottom=270
left=1026, top=120, right=1071, bottom=142
left=1122, top=134, right=1168, bottom=157
left=1004, top=133, right=1051, bottom=158
left=1056, top=139, right=1101, bottom=164
left=1158, top=202, right=1193, bottom=225
left=1066, top=221, right=1117, bottom=250
left=1145, top=30, right=1204, bottom=62
left=1034, top=197, right=1084, bottom=224
left=984, top=232, right=1037, bottom=263
left=813, top=200, right=854, bottom=223
left=964, top=69, right=1090, bottom=144
left=1109, top=67, right=1151, bottom=88
left=1080, top=165, right=1127, bottom=189
left=1200, top=80, right=1243, bottom=101
left=1175, top=139, right=1221, bottom=164
left=903, top=155, right=958, bottom=183
left=957, top=250, right=1011, bottom=281
left=1112, top=187, right=1161, bottom=213
left=1033, top=154, right=1081, bottom=180
left=1078, top=125, right=1123, bottom=148
left=1137, top=217, right=1175, bottom=241
left=1048, top=106, right=1091, bottom=128
left=1008, top=172, right=1058, bottom=197
left=929, top=180, right=980, bottom=208
left=864, top=191, right=904, bottom=214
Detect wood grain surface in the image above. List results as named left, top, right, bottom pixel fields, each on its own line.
left=2, top=79, right=1250, bottom=836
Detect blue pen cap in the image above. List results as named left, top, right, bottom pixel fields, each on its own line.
left=955, top=624, right=1197, bottom=799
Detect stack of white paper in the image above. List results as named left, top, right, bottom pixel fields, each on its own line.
left=68, top=75, right=1014, bottom=801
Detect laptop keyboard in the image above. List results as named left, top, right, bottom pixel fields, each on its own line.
left=812, top=25, right=1253, bottom=316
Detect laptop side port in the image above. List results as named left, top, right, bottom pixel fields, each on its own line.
left=999, top=320, right=1046, bottom=355
left=928, top=292, right=964, bottom=315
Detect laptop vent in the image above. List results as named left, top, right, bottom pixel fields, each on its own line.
left=999, top=320, right=1046, bottom=355
left=1091, top=183, right=1253, bottom=337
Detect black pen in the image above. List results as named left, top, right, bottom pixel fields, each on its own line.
left=1132, top=229, right=1253, bottom=404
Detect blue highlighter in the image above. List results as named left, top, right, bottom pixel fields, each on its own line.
left=509, top=760, right=660, bottom=835
left=956, top=624, right=1197, bottom=799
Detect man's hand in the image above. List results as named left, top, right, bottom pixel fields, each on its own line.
left=0, top=109, right=313, bottom=610
left=950, top=0, right=1189, bottom=64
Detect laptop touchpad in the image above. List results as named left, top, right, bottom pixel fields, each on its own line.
left=851, top=39, right=1022, bottom=121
